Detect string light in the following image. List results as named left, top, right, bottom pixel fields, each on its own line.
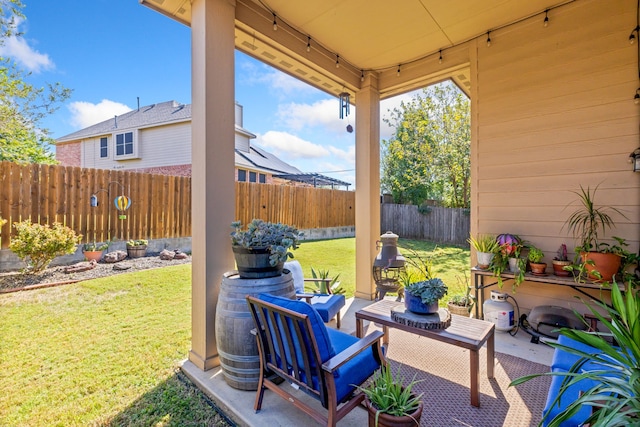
left=397, top=64, right=401, bottom=77
left=635, top=88, right=640, bottom=104
left=360, top=70, right=365, bottom=82
left=272, top=13, right=277, bottom=31
left=438, top=49, right=443, bottom=64
left=486, top=31, right=492, bottom=47
left=630, top=26, right=639, bottom=44
left=335, top=55, right=340, bottom=68
left=306, top=36, right=311, bottom=52
left=543, top=10, right=549, bottom=27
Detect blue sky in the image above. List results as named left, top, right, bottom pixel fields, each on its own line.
left=6, top=0, right=412, bottom=186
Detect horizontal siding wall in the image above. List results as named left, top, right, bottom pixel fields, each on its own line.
left=474, top=0, right=640, bottom=312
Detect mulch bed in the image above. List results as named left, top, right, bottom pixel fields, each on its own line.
left=0, top=254, right=191, bottom=293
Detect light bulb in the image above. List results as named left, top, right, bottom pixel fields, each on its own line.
left=272, top=14, right=277, bottom=31
left=486, top=32, right=491, bottom=47
left=630, top=33, right=636, bottom=45
left=361, top=71, right=365, bottom=82
left=543, top=16, right=549, bottom=27
left=635, top=93, right=640, bottom=105
left=397, top=65, right=401, bottom=77
left=438, top=50, right=443, bottom=64
left=336, top=56, right=340, bottom=68
left=306, top=37, right=311, bottom=52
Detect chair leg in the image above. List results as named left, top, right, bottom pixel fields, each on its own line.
left=336, top=311, right=341, bottom=329
left=254, top=375, right=266, bottom=412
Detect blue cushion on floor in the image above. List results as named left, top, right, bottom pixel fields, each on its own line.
left=326, top=327, right=381, bottom=403
left=309, top=294, right=345, bottom=323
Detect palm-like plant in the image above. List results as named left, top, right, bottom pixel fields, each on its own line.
left=564, top=185, right=625, bottom=252
left=510, top=283, right=640, bottom=426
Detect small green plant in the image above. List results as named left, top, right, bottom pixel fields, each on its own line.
left=126, top=239, right=148, bottom=247
left=356, top=364, right=423, bottom=426
left=448, top=274, right=475, bottom=313
left=528, top=246, right=544, bottom=263
left=231, top=219, right=302, bottom=266
left=401, top=248, right=447, bottom=304
left=83, top=241, right=110, bottom=251
left=405, top=278, right=448, bottom=305
left=307, top=267, right=344, bottom=294
left=9, top=220, right=81, bottom=273
left=468, top=233, right=498, bottom=253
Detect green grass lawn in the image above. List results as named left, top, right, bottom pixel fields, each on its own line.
left=0, top=238, right=469, bottom=426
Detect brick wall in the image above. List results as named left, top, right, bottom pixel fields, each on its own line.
left=56, top=142, right=81, bottom=166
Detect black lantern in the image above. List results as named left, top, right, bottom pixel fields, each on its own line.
left=630, top=147, right=640, bottom=172
left=372, top=231, right=406, bottom=301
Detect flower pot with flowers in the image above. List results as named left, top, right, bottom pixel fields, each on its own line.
left=552, top=244, right=572, bottom=277
left=230, top=219, right=302, bottom=279
left=489, top=234, right=526, bottom=291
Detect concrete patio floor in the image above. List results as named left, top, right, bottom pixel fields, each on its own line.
left=182, top=297, right=555, bottom=427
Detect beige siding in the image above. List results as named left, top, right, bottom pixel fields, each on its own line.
left=473, top=0, right=640, bottom=312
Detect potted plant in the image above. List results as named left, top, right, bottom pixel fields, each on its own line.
left=510, top=282, right=640, bottom=426
left=552, top=243, right=572, bottom=277
left=401, top=249, right=447, bottom=314
left=83, top=241, right=110, bottom=262
left=230, top=219, right=302, bottom=278
left=357, top=364, right=424, bottom=427
left=564, top=185, right=627, bottom=282
left=126, top=239, right=148, bottom=258
left=489, top=234, right=526, bottom=291
left=447, top=289, right=475, bottom=317
left=468, top=233, right=498, bottom=269
left=527, top=245, right=546, bottom=275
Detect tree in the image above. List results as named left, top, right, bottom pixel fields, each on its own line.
left=381, top=81, right=470, bottom=208
left=0, top=0, right=71, bottom=164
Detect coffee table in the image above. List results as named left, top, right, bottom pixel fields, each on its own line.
left=355, top=299, right=495, bottom=407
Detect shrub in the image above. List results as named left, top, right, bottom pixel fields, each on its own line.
left=9, top=220, right=81, bottom=273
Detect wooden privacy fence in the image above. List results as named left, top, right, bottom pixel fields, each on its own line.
left=381, top=203, right=470, bottom=245
left=0, top=162, right=355, bottom=248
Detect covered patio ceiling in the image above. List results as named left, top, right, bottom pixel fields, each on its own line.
left=141, top=0, right=573, bottom=99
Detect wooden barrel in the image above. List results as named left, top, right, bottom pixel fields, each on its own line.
left=215, top=270, right=294, bottom=390
left=127, top=245, right=147, bottom=258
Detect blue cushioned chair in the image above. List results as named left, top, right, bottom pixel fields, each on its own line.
left=285, top=260, right=346, bottom=329
left=246, top=293, right=385, bottom=427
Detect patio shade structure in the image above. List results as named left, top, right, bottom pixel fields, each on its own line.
left=141, top=0, right=640, bottom=371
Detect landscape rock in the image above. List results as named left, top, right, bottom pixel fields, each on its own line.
left=113, top=262, right=132, bottom=271
left=64, top=259, right=97, bottom=274
left=174, top=251, right=188, bottom=260
left=104, top=250, right=128, bottom=263
left=159, top=249, right=175, bottom=260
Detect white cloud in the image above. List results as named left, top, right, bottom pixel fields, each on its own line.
left=255, top=131, right=329, bottom=159
left=68, top=100, right=132, bottom=129
left=327, top=145, right=355, bottom=163
left=0, top=17, right=53, bottom=73
left=277, top=99, right=350, bottom=134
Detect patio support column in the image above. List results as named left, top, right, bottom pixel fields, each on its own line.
left=189, top=0, right=236, bottom=371
left=354, top=72, right=380, bottom=300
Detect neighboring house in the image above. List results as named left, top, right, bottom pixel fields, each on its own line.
left=56, top=101, right=349, bottom=188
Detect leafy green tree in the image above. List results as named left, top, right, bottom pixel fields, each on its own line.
left=381, top=81, right=470, bottom=207
left=0, top=0, right=71, bottom=164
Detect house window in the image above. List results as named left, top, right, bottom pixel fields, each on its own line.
left=249, top=171, right=257, bottom=182
left=99, top=137, right=108, bottom=158
left=114, top=131, right=136, bottom=159
left=237, top=169, right=247, bottom=182
left=259, top=173, right=266, bottom=183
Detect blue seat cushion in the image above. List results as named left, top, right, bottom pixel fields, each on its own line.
left=551, top=335, right=601, bottom=371
left=543, top=372, right=597, bottom=427
left=310, top=294, right=345, bottom=323
left=257, top=293, right=336, bottom=363
left=326, top=328, right=381, bottom=403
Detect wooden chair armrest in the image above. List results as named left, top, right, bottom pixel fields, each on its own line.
left=303, top=278, right=333, bottom=283
left=322, top=330, right=385, bottom=373
left=296, top=293, right=315, bottom=302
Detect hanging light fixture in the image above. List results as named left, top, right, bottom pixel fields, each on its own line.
left=306, top=36, right=311, bottom=52
left=335, top=55, right=340, bottom=68
left=635, top=88, right=640, bottom=104
left=438, top=49, right=443, bottom=64
left=272, top=13, right=278, bottom=31
left=338, top=92, right=350, bottom=119
left=397, top=64, right=401, bottom=77
left=630, top=26, right=639, bottom=44
left=543, top=10, right=549, bottom=27
left=360, top=70, right=365, bottom=82
left=486, top=31, right=492, bottom=47
left=630, top=148, right=640, bottom=172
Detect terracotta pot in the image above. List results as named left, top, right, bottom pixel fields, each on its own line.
left=529, top=262, right=547, bottom=275
left=83, top=250, right=103, bottom=262
left=365, top=397, right=423, bottom=427
left=552, top=260, right=572, bottom=277
left=581, top=252, right=621, bottom=282
left=232, top=245, right=284, bottom=279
